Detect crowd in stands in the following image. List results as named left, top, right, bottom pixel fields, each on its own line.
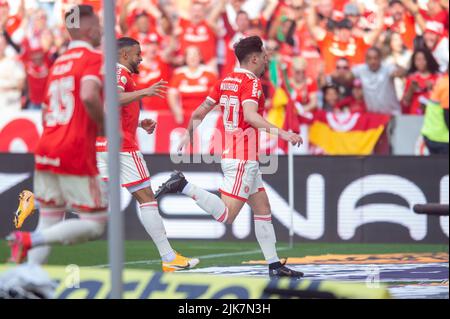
left=0, top=0, right=449, bottom=125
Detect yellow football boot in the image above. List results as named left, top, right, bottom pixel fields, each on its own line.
left=14, top=190, right=36, bottom=229
left=162, top=252, right=200, bottom=272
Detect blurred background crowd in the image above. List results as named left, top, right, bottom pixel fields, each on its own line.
left=0, top=0, right=448, bottom=153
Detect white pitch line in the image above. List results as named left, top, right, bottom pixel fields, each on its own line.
left=87, top=246, right=290, bottom=269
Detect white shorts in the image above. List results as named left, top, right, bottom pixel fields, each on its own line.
left=219, top=159, right=265, bottom=202
left=34, top=171, right=108, bottom=213
left=96, top=151, right=151, bottom=193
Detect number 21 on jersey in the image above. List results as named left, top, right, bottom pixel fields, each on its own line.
left=220, top=95, right=240, bottom=131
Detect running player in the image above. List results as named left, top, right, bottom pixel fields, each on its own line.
left=155, top=36, right=305, bottom=278
left=7, top=5, right=108, bottom=263
left=95, top=37, right=199, bottom=272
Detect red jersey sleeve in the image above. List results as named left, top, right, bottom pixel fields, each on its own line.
left=240, top=77, right=261, bottom=107
left=206, top=79, right=221, bottom=104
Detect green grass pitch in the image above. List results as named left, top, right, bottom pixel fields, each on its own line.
left=0, top=240, right=447, bottom=270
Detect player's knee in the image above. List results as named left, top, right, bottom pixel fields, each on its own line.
left=90, top=221, right=106, bottom=239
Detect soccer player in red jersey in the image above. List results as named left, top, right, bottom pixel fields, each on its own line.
left=95, top=37, right=199, bottom=272
left=155, top=36, right=305, bottom=278
left=7, top=5, right=107, bottom=264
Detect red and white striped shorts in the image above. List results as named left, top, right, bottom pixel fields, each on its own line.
left=96, top=151, right=150, bottom=191
left=219, top=159, right=265, bottom=202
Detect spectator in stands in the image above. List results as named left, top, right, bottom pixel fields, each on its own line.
left=318, top=57, right=353, bottom=98
left=385, top=0, right=419, bottom=50
left=352, top=47, right=405, bottom=115
left=307, top=0, right=385, bottom=74
left=384, top=31, right=413, bottom=99
left=136, top=38, right=172, bottom=112
left=285, top=1, right=323, bottom=80
left=419, top=0, right=449, bottom=28
left=0, top=35, right=25, bottom=112
left=343, top=2, right=364, bottom=38
left=401, top=48, right=440, bottom=115
left=421, top=21, right=449, bottom=73
left=289, top=56, right=318, bottom=113
left=335, top=78, right=367, bottom=114
left=0, top=0, right=24, bottom=57
left=22, top=9, right=49, bottom=53
left=23, top=47, right=53, bottom=110
left=173, top=0, right=224, bottom=71
left=221, top=9, right=252, bottom=76
left=168, top=45, right=217, bottom=125
left=321, top=83, right=340, bottom=112
left=120, top=1, right=172, bottom=45
left=421, top=67, right=449, bottom=155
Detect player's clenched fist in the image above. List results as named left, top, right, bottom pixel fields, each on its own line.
left=140, top=119, right=157, bottom=135
left=145, top=79, right=169, bottom=98
left=280, top=130, right=303, bottom=147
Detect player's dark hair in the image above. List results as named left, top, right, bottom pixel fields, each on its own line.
left=64, top=5, right=95, bottom=25
left=117, top=37, right=140, bottom=50
left=234, top=36, right=264, bottom=64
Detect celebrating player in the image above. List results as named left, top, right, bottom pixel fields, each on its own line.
left=7, top=5, right=108, bottom=263
left=95, top=37, right=199, bottom=272
left=155, top=36, right=304, bottom=278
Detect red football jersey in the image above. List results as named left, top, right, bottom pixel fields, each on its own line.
left=136, top=57, right=171, bottom=111
left=35, top=41, right=103, bottom=176
left=96, top=64, right=140, bottom=153
left=318, top=32, right=369, bottom=74
left=169, top=65, right=217, bottom=112
left=402, top=72, right=439, bottom=115
left=207, top=68, right=265, bottom=161
left=23, top=52, right=53, bottom=104
left=177, top=18, right=217, bottom=63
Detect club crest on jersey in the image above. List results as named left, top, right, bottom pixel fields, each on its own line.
left=120, top=76, right=128, bottom=86
left=244, top=186, right=250, bottom=194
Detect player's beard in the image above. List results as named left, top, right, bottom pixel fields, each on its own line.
left=258, top=65, right=267, bottom=78
left=131, top=61, right=140, bottom=74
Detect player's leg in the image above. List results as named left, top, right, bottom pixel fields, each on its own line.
left=123, top=151, right=199, bottom=271
left=27, top=206, right=66, bottom=264
left=155, top=159, right=252, bottom=224
left=22, top=171, right=66, bottom=264
left=248, top=177, right=304, bottom=278
left=7, top=172, right=107, bottom=263
left=29, top=174, right=107, bottom=247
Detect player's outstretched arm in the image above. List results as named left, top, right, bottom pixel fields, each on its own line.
left=81, top=79, right=104, bottom=134
left=119, top=80, right=168, bottom=106
left=177, top=98, right=216, bottom=152
left=243, top=102, right=303, bottom=147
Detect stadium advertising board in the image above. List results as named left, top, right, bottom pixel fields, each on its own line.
left=0, top=155, right=447, bottom=243
left=0, top=265, right=391, bottom=299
